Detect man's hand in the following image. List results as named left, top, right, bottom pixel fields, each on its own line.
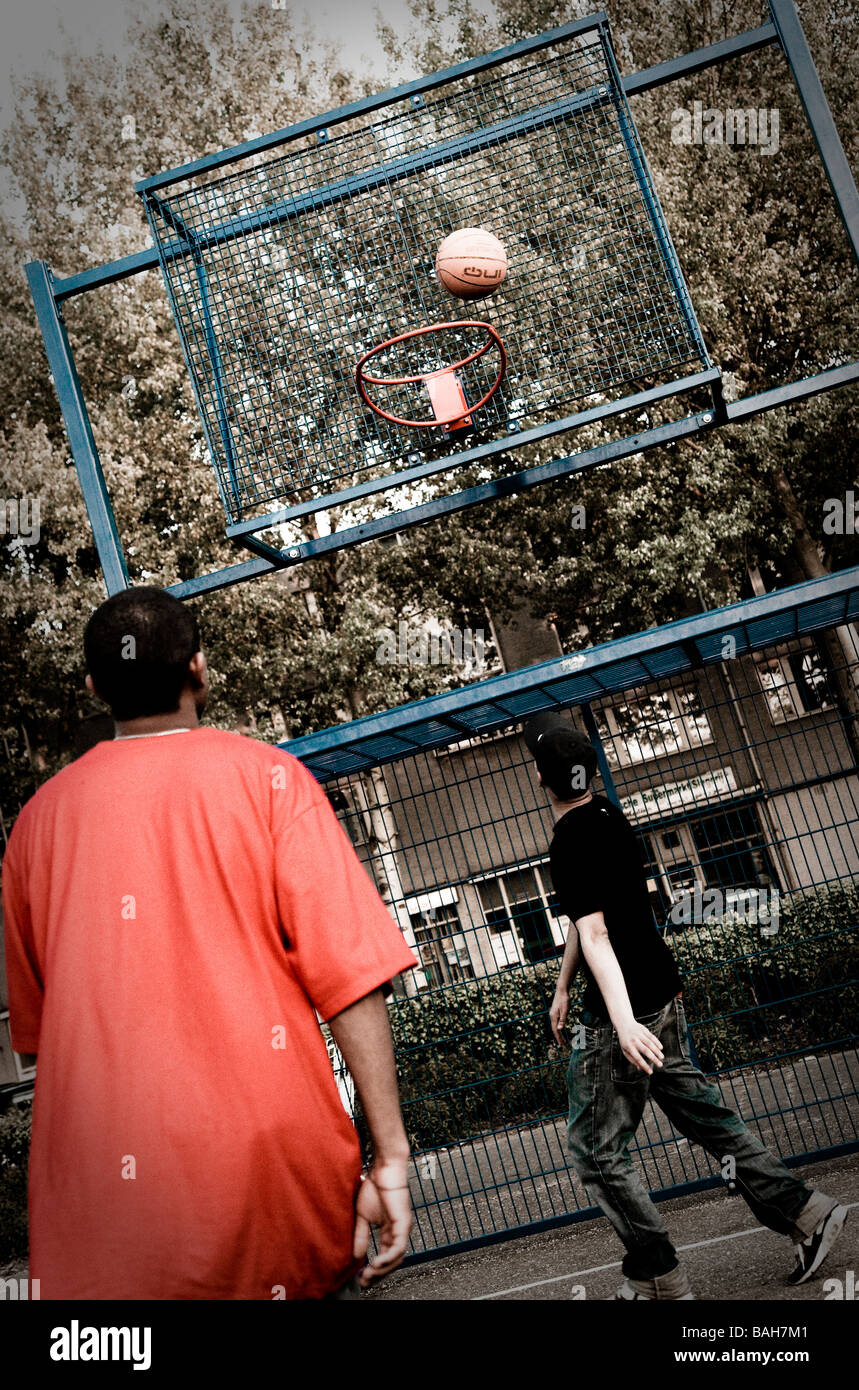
left=353, top=1158, right=413, bottom=1288
left=549, top=987, right=570, bottom=1046
left=328, top=990, right=413, bottom=1288
left=616, top=1020, right=664, bottom=1075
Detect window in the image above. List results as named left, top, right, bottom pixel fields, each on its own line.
left=0, top=1011, right=36, bottom=1082
left=594, top=688, right=713, bottom=768
left=478, top=864, right=566, bottom=966
left=408, top=900, right=474, bottom=988
left=643, top=805, right=778, bottom=924
left=689, top=808, right=778, bottom=894
left=756, top=648, right=833, bottom=724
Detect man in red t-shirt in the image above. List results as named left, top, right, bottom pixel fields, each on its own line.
left=2, top=587, right=418, bottom=1300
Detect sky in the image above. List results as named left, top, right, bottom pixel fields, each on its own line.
left=0, top=0, right=494, bottom=126
left=0, top=0, right=486, bottom=225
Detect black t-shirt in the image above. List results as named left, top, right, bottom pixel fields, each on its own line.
left=548, top=793, right=682, bottom=1020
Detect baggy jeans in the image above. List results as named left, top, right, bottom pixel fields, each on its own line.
left=566, top=995, right=824, bottom=1280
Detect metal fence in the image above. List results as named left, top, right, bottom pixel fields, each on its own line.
left=290, top=573, right=859, bottom=1261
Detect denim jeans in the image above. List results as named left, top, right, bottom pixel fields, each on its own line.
left=566, top=995, right=815, bottom=1280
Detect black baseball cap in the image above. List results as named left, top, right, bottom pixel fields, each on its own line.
left=522, top=713, right=598, bottom=799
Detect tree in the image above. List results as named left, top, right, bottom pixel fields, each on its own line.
left=373, top=0, right=858, bottom=756
left=0, top=0, right=495, bottom=817
left=1, top=0, right=857, bottom=817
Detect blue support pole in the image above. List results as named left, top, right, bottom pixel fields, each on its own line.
left=579, top=702, right=621, bottom=808
left=769, top=0, right=859, bottom=266
left=25, top=261, right=130, bottom=595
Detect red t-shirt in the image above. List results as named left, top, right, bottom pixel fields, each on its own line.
left=2, top=727, right=417, bottom=1300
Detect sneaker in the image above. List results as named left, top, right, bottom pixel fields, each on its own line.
left=612, top=1267, right=695, bottom=1300
left=786, top=1203, right=848, bottom=1285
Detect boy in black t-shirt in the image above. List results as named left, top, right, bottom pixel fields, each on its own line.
left=524, top=712, right=847, bottom=1300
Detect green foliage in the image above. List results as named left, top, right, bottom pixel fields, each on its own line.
left=1, top=0, right=857, bottom=813
left=0, top=1103, right=31, bottom=1264
left=383, top=880, right=857, bottom=1151
left=352, top=962, right=578, bottom=1150
left=671, top=879, right=859, bottom=1070
left=381, top=0, right=859, bottom=643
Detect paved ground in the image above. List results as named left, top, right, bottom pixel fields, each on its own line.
left=4, top=1154, right=855, bottom=1301
left=4, top=1053, right=854, bottom=1303
left=403, top=1050, right=858, bottom=1256
left=366, top=1154, right=859, bottom=1300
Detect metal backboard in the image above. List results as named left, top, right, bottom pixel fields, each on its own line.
left=139, top=14, right=711, bottom=527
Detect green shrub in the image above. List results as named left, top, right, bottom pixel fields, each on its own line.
left=671, top=880, right=859, bottom=1071
left=382, top=962, right=581, bottom=1148
left=387, top=881, right=858, bottom=1151
left=0, top=1103, right=31, bottom=1265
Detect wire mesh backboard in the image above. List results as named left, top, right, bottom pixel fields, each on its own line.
left=141, top=15, right=711, bottom=526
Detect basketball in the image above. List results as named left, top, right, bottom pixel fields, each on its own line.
left=435, top=227, right=508, bottom=299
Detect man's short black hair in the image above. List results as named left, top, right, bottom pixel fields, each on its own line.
left=522, top=713, right=598, bottom=800
left=84, top=587, right=201, bottom=721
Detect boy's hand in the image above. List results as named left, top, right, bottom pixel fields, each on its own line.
left=617, top=1020, right=664, bottom=1075
left=353, top=1159, right=413, bottom=1288
left=550, top=986, right=570, bottom=1046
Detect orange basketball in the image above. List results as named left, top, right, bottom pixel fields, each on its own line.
left=435, top=227, right=508, bottom=299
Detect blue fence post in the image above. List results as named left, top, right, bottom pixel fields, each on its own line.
left=769, top=0, right=859, bottom=266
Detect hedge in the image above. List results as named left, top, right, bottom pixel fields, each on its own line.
left=0, top=1102, right=30, bottom=1265
left=2, top=881, right=856, bottom=1258
left=383, top=878, right=859, bottom=1150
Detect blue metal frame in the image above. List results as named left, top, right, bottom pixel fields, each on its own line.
left=135, top=14, right=612, bottom=193
left=282, top=566, right=859, bottom=776
left=140, top=13, right=715, bottom=534
left=174, top=361, right=859, bottom=599
left=25, top=261, right=130, bottom=594
left=23, top=0, right=859, bottom=598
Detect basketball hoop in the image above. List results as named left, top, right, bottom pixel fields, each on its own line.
left=355, top=321, right=507, bottom=433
